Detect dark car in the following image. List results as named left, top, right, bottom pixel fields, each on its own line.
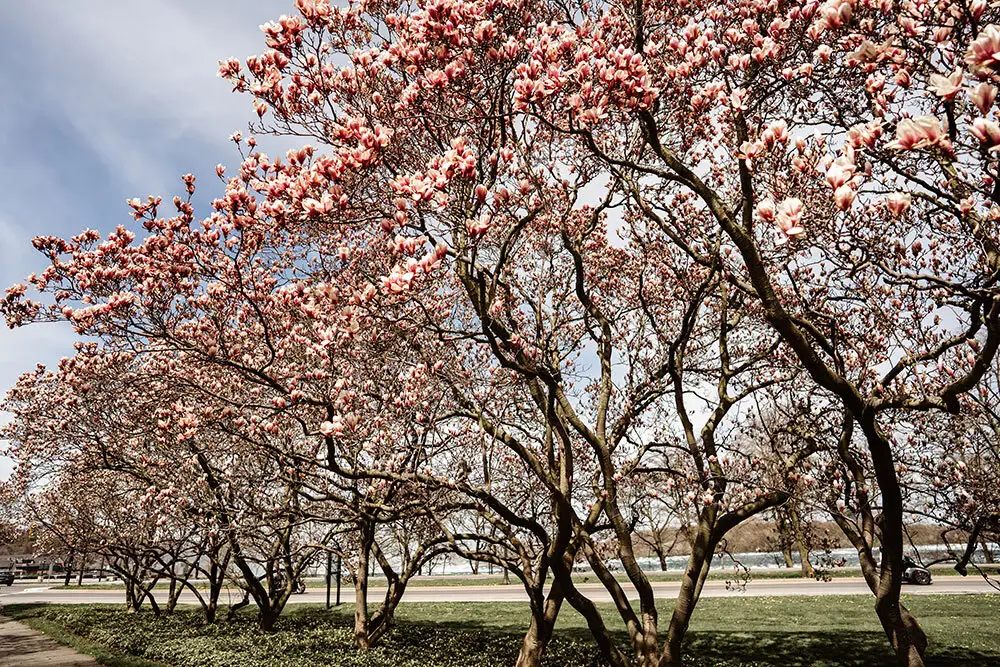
left=901, top=556, right=932, bottom=585
left=0, top=572, right=14, bottom=586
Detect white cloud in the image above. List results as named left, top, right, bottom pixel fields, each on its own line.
left=4, top=1, right=287, bottom=192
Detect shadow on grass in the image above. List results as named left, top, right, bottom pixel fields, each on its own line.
left=683, top=630, right=1000, bottom=667
left=310, top=607, right=1000, bottom=667
left=4, top=603, right=1000, bottom=667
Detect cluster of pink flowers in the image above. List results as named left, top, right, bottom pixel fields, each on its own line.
left=822, top=150, right=858, bottom=211
left=757, top=197, right=805, bottom=239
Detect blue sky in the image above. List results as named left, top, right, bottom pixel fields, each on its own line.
left=0, top=1, right=294, bottom=479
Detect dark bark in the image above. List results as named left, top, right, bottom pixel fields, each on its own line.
left=516, top=588, right=563, bottom=667
left=203, top=555, right=228, bottom=623
left=77, top=553, right=87, bottom=586
left=982, top=538, right=996, bottom=564
left=661, top=522, right=714, bottom=667
left=775, top=510, right=796, bottom=568
left=789, top=508, right=815, bottom=578
left=258, top=606, right=281, bottom=632
left=166, top=577, right=179, bottom=614
left=858, top=414, right=927, bottom=667
left=63, top=554, right=74, bottom=587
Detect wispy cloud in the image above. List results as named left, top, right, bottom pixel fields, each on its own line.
left=1, top=0, right=285, bottom=194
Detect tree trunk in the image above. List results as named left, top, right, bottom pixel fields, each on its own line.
left=551, top=561, right=629, bottom=667
left=227, top=591, right=251, bottom=621
left=258, top=605, right=280, bottom=632
left=982, top=538, right=996, bottom=564
left=776, top=511, right=795, bottom=568
left=124, top=578, right=139, bottom=612
left=166, top=578, right=179, bottom=614
left=354, top=542, right=372, bottom=649
left=516, top=588, right=563, bottom=667
left=657, top=550, right=669, bottom=572
left=204, top=560, right=224, bottom=623
left=789, top=508, right=815, bottom=578
left=661, top=524, right=713, bottom=667
left=860, top=416, right=927, bottom=667
left=517, top=614, right=547, bottom=667
left=205, top=594, right=218, bottom=624
left=63, top=555, right=74, bottom=587
left=138, top=582, right=161, bottom=617
left=353, top=590, right=371, bottom=647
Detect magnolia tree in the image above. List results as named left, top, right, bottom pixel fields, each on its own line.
left=0, top=483, right=20, bottom=547
left=4, top=0, right=1000, bottom=665
left=4, top=356, right=210, bottom=616
left=1, top=214, right=481, bottom=639
left=214, top=2, right=1000, bottom=663
left=3, top=349, right=325, bottom=626
left=23, top=472, right=165, bottom=611
left=3, top=109, right=807, bottom=667
left=208, top=1, right=1000, bottom=664
left=902, top=369, right=1000, bottom=579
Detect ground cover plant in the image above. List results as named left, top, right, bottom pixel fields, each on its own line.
left=5, top=597, right=1000, bottom=667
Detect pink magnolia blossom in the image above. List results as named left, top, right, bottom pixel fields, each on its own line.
left=825, top=158, right=856, bottom=189
left=319, top=417, right=346, bottom=437
left=775, top=197, right=806, bottom=237
left=756, top=198, right=776, bottom=221
left=769, top=120, right=789, bottom=143
left=737, top=140, right=765, bottom=165
left=965, top=25, right=1000, bottom=70
left=886, top=116, right=944, bottom=150
left=971, top=118, right=1000, bottom=148
left=928, top=69, right=964, bottom=99
left=466, top=215, right=491, bottom=237
left=381, top=267, right=415, bottom=294
left=834, top=184, right=856, bottom=211
left=970, top=82, right=997, bottom=114
left=847, top=121, right=882, bottom=149
left=818, top=0, right=853, bottom=30
left=885, top=192, right=912, bottom=216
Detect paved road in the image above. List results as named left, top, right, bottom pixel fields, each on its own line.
left=0, top=576, right=995, bottom=606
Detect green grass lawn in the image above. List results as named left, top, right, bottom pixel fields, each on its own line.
left=3, top=595, right=999, bottom=666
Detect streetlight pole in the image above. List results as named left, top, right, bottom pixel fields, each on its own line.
left=326, top=551, right=332, bottom=609
left=335, top=552, right=342, bottom=606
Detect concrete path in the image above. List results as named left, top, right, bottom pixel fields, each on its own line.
left=0, top=615, right=97, bottom=666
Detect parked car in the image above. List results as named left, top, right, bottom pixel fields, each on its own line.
left=0, top=572, right=14, bottom=586
left=901, top=556, right=932, bottom=585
